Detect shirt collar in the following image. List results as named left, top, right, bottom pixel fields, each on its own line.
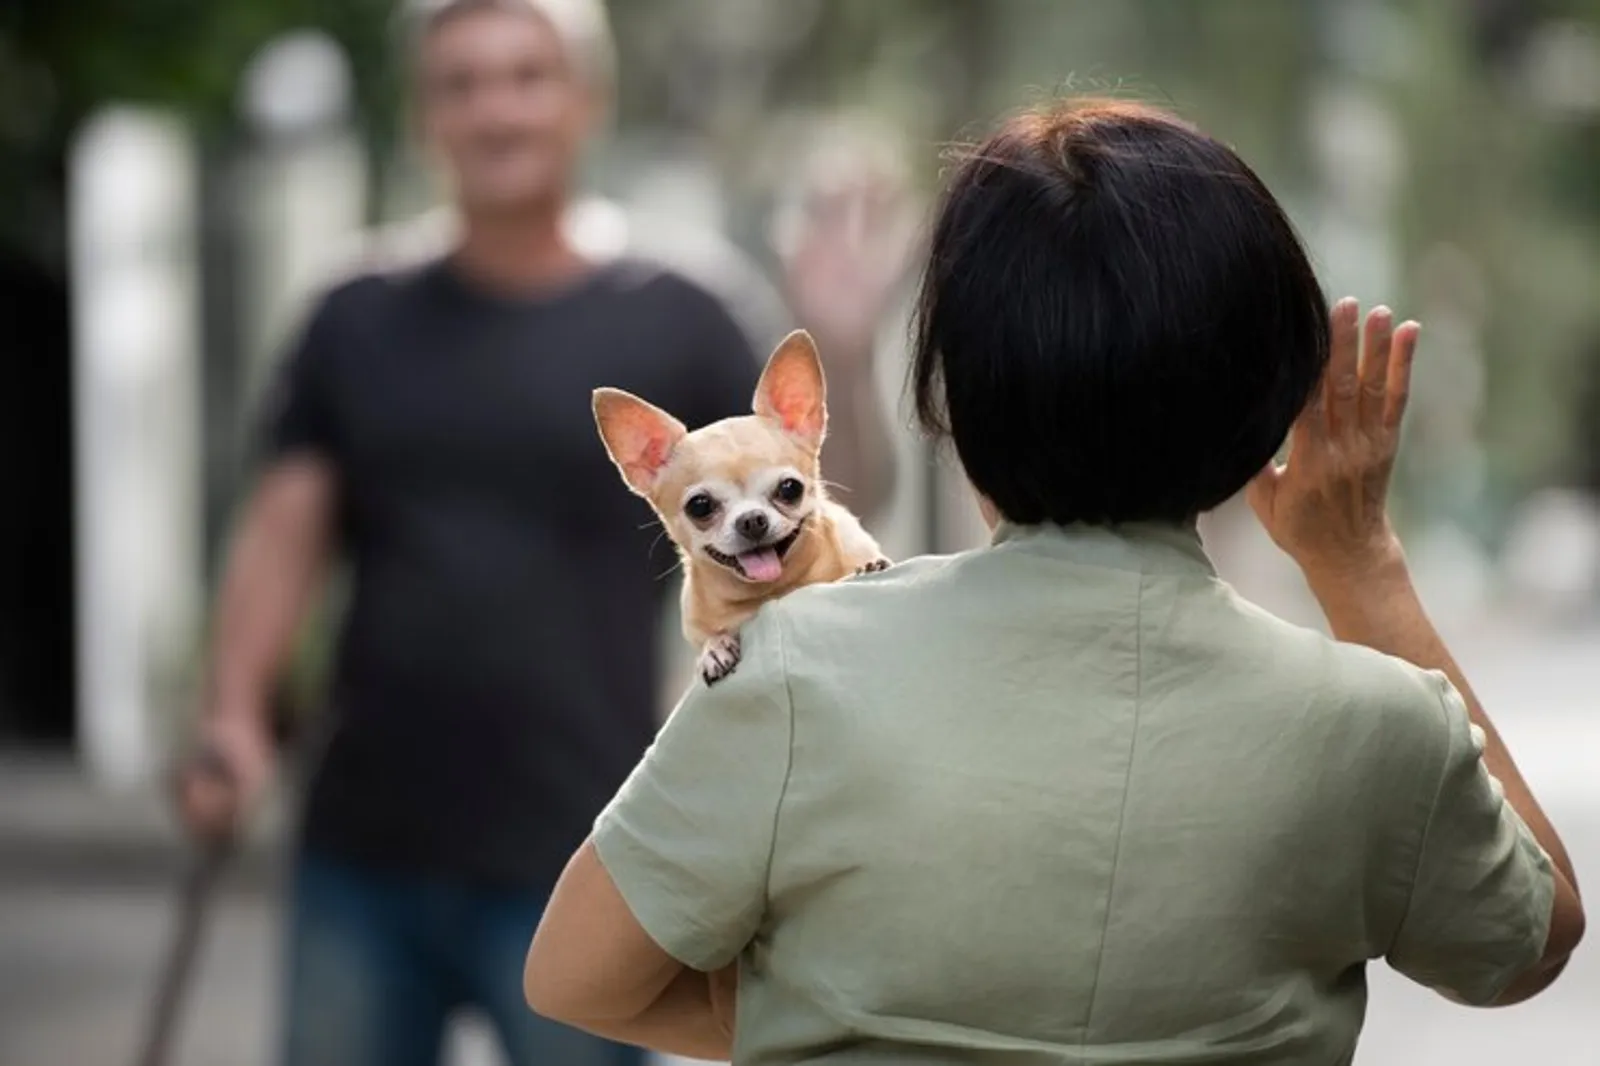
left=989, top=519, right=1217, bottom=578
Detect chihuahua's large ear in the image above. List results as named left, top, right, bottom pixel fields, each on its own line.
left=593, top=388, right=688, bottom=496
left=753, top=330, right=827, bottom=446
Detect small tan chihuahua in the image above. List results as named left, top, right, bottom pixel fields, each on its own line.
left=594, top=330, right=888, bottom=684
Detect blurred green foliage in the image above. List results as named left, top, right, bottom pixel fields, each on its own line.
left=1, top=0, right=403, bottom=264
left=4, top=0, right=1599, bottom=508
left=2, top=0, right=398, bottom=130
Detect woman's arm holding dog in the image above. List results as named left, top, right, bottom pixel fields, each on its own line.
left=524, top=842, right=735, bottom=1060
left=527, top=608, right=791, bottom=1056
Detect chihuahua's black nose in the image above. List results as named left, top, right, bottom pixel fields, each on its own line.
left=735, top=511, right=770, bottom=541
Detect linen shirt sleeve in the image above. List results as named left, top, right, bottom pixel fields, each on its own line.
left=592, top=605, right=793, bottom=971
left=1385, top=671, right=1556, bottom=1006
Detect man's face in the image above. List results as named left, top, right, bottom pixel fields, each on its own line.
left=417, top=6, right=594, bottom=215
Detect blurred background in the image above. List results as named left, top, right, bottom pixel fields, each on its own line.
left=2, top=0, right=1598, bottom=1064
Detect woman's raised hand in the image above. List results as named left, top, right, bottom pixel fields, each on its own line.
left=1247, top=298, right=1421, bottom=582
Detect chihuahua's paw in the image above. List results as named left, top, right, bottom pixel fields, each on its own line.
left=854, top=557, right=892, bottom=577
left=699, top=633, right=743, bottom=686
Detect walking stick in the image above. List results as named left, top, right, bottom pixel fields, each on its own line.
left=133, top=750, right=237, bottom=1066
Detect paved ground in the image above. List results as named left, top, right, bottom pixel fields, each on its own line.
left=2, top=622, right=1596, bottom=1066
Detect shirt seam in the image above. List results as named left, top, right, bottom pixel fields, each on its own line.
left=760, top=608, right=799, bottom=901
left=1384, top=674, right=1456, bottom=957
left=1081, top=567, right=1145, bottom=1043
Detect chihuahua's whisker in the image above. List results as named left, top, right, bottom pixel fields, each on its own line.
left=631, top=517, right=674, bottom=556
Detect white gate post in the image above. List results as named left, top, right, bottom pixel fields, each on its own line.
left=69, top=107, right=203, bottom=787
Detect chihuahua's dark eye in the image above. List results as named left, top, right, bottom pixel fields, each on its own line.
left=774, top=478, right=805, bottom=504
left=684, top=494, right=717, bottom=521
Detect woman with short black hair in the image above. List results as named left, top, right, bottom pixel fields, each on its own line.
left=524, top=99, right=1584, bottom=1065
left=912, top=101, right=1329, bottom=528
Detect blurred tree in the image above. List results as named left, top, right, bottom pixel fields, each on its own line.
left=0, top=0, right=400, bottom=262
left=1388, top=0, right=1600, bottom=517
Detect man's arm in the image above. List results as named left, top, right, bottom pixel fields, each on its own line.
left=177, top=457, right=335, bottom=839
left=207, top=458, right=335, bottom=717
left=812, top=345, right=898, bottom=523
left=778, top=167, right=916, bottom=525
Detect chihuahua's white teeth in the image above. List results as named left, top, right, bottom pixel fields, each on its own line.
left=699, top=633, right=743, bottom=686
left=737, top=548, right=784, bottom=583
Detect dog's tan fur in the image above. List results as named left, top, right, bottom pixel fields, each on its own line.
left=594, top=331, right=885, bottom=683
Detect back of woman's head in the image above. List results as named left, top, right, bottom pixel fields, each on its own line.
left=912, top=99, right=1329, bottom=527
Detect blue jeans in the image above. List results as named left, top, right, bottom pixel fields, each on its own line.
left=283, top=850, right=644, bottom=1066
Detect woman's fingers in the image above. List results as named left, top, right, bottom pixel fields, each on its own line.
left=1384, top=321, right=1420, bottom=428
left=1283, top=302, right=1416, bottom=483
left=1323, top=298, right=1362, bottom=433
left=1358, top=306, right=1393, bottom=426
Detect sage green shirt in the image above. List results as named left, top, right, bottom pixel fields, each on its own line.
left=594, top=523, right=1554, bottom=1065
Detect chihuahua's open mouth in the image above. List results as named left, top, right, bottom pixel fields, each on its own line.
left=705, top=522, right=804, bottom=582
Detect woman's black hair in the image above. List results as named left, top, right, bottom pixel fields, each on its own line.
left=911, top=99, right=1330, bottom=526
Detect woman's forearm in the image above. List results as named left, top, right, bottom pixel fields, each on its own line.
left=1304, top=543, right=1578, bottom=893
left=563, top=967, right=733, bottom=1062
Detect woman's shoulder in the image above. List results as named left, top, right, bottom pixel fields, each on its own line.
left=760, top=552, right=968, bottom=629
left=1221, top=589, right=1457, bottom=749
left=742, top=552, right=969, bottom=673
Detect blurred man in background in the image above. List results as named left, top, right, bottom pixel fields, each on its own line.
left=174, top=1, right=903, bottom=1063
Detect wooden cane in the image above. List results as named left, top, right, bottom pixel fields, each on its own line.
left=133, top=750, right=237, bottom=1066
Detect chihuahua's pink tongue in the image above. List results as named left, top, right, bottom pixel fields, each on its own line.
left=738, top=548, right=784, bottom=582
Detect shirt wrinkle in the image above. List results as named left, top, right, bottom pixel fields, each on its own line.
left=589, top=523, right=1556, bottom=1063
left=764, top=607, right=799, bottom=904
left=1383, top=679, right=1456, bottom=958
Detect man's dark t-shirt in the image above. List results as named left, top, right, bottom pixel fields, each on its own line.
left=261, top=256, right=759, bottom=889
